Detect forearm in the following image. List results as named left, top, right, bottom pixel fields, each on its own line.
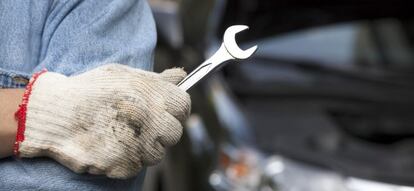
left=0, top=89, right=24, bottom=158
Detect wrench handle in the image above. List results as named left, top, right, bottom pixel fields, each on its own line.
left=178, top=44, right=234, bottom=91
left=178, top=60, right=213, bottom=91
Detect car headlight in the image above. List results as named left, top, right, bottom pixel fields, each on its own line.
left=209, top=145, right=414, bottom=191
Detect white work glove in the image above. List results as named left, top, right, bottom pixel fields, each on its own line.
left=18, top=64, right=191, bottom=179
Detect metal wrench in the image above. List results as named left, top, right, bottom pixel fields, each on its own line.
left=178, top=25, right=258, bottom=91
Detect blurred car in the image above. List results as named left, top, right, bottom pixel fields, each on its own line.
left=145, top=0, right=414, bottom=191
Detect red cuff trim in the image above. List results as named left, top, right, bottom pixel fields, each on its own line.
left=13, top=69, right=48, bottom=157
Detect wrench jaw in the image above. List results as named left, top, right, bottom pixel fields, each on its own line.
left=223, top=25, right=258, bottom=60
left=237, top=45, right=258, bottom=59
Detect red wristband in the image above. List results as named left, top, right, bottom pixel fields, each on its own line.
left=14, top=69, right=48, bottom=157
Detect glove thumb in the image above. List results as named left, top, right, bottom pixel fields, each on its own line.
left=160, top=68, right=187, bottom=85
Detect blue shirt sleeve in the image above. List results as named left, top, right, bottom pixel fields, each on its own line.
left=0, top=1, right=153, bottom=190
left=36, top=0, right=156, bottom=75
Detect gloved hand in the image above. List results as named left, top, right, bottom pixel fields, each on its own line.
left=16, top=64, right=191, bottom=179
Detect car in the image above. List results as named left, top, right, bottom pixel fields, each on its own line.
left=145, top=0, right=414, bottom=190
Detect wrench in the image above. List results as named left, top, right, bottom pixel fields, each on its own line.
left=178, top=25, right=258, bottom=91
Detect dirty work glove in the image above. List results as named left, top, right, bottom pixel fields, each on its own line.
left=16, top=64, right=191, bottom=179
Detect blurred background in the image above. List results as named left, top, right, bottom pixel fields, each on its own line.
left=143, top=0, right=414, bottom=190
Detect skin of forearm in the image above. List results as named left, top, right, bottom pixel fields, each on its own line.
left=0, top=89, right=24, bottom=158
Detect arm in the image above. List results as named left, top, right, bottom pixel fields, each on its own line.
left=0, top=0, right=189, bottom=179
left=1, top=0, right=156, bottom=158
left=0, top=89, right=24, bottom=158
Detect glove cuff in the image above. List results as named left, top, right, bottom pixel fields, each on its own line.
left=14, top=69, right=48, bottom=157
left=17, top=71, right=82, bottom=159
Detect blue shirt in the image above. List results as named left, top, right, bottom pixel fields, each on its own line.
left=0, top=0, right=156, bottom=190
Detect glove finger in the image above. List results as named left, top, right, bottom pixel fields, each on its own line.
left=154, top=112, right=184, bottom=147
left=159, top=68, right=187, bottom=85
left=107, top=162, right=143, bottom=179
left=140, top=138, right=166, bottom=166
left=88, top=166, right=105, bottom=175
left=163, top=83, right=191, bottom=123
left=114, top=97, right=148, bottom=130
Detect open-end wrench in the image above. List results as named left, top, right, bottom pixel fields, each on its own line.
left=178, top=25, right=258, bottom=91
